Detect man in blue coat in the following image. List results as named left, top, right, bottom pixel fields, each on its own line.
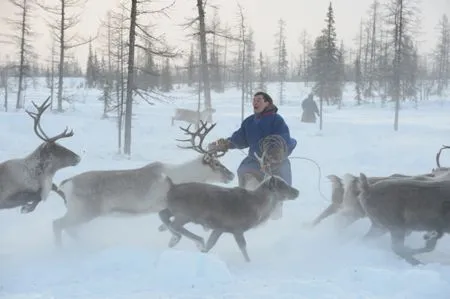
left=208, top=92, right=297, bottom=218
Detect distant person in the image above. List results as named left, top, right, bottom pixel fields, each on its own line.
left=301, top=93, right=320, bottom=123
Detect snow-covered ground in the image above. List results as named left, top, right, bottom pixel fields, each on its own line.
left=1, top=80, right=450, bottom=298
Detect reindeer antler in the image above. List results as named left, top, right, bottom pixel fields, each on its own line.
left=436, top=145, right=450, bottom=168
left=25, top=97, right=74, bottom=143
left=254, top=149, right=272, bottom=178
left=177, top=120, right=217, bottom=155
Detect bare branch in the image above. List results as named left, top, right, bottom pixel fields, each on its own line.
left=66, top=34, right=98, bottom=50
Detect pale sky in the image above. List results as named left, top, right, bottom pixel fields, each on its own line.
left=1, top=0, right=449, bottom=68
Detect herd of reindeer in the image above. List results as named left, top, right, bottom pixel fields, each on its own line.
left=1, top=97, right=450, bottom=266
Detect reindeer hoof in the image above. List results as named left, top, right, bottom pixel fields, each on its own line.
left=408, top=258, right=423, bottom=266
left=158, top=224, right=168, bottom=232
left=423, top=231, right=438, bottom=241
left=168, top=235, right=181, bottom=248
left=20, top=203, right=35, bottom=214
left=196, top=239, right=206, bottom=251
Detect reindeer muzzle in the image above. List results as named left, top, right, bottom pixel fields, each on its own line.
left=286, top=187, right=300, bottom=200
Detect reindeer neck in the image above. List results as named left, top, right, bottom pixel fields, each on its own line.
left=250, top=186, right=279, bottom=224
left=251, top=185, right=278, bottom=205
left=164, top=156, right=209, bottom=183
left=25, top=145, right=55, bottom=177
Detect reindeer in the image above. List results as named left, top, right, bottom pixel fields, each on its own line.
left=158, top=150, right=300, bottom=262
left=309, top=169, right=450, bottom=231
left=308, top=146, right=450, bottom=229
left=51, top=121, right=235, bottom=247
left=358, top=172, right=450, bottom=265
left=308, top=173, right=408, bottom=228
left=0, top=97, right=80, bottom=213
left=171, top=107, right=216, bottom=128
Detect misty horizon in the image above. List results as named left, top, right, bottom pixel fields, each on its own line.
left=0, top=0, right=448, bottom=68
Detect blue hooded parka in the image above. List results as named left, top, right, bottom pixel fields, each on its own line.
left=226, top=104, right=297, bottom=186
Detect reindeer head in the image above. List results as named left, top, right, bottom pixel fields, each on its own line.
left=254, top=150, right=299, bottom=200
left=262, top=175, right=299, bottom=200
left=26, top=97, right=81, bottom=172
left=176, top=121, right=235, bottom=184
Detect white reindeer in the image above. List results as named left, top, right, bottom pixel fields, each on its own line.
left=171, top=107, right=216, bottom=127
left=52, top=121, right=235, bottom=247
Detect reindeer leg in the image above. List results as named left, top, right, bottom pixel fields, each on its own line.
left=20, top=196, right=42, bottom=214
left=412, top=204, right=450, bottom=255
left=310, top=202, right=341, bottom=227
left=336, top=210, right=361, bottom=229
left=0, top=190, right=42, bottom=212
left=158, top=224, right=169, bottom=232
left=408, top=230, right=444, bottom=255
left=233, top=232, right=251, bottom=262
left=53, top=212, right=95, bottom=248
left=202, top=229, right=223, bottom=253
left=158, top=209, right=173, bottom=232
left=158, top=209, right=181, bottom=247
left=159, top=210, right=205, bottom=249
left=166, top=217, right=187, bottom=248
left=170, top=217, right=205, bottom=251
left=362, top=222, right=387, bottom=239
left=159, top=219, right=204, bottom=233
left=390, top=229, right=422, bottom=266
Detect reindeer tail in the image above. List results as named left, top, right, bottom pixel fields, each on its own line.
left=51, top=183, right=66, bottom=204
left=358, top=173, right=370, bottom=194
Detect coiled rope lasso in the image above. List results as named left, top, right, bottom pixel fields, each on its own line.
left=235, top=135, right=329, bottom=202
left=258, top=135, right=288, bottom=169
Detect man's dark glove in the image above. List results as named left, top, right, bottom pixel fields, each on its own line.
left=208, top=138, right=230, bottom=152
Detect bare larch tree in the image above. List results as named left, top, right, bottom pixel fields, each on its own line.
left=39, top=0, right=92, bottom=112
left=434, top=14, right=450, bottom=96
left=385, top=0, right=420, bottom=130
left=274, top=18, right=288, bottom=105
left=1, top=0, right=36, bottom=109
left=122, top=0, right=177, bottom=155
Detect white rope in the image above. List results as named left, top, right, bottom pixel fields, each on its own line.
left=234, top=140, right=330, bottom=202
left=288, top=156, right=329, bottom=202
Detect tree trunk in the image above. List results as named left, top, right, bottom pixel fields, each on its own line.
left=57, top=0, right=65, bottom=112
left=16, top=0, right=27, bottom=109
left=393, top=0, right=403, bottom=131
left=3, top=68, right=8, bottom=112
left=50, top=39, right=55, bottom=109
left=196, top=0, right=212, bottom=113
left=124, top=0, right=137, bottom=155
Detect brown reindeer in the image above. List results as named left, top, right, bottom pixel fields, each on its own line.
left=0, top=97, right=80, bottom=213
left=358, top=172, right=450, bottom=265
left=309, top=169, right=450, bottom=232
left=159, top=150, right=300, bottom=262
